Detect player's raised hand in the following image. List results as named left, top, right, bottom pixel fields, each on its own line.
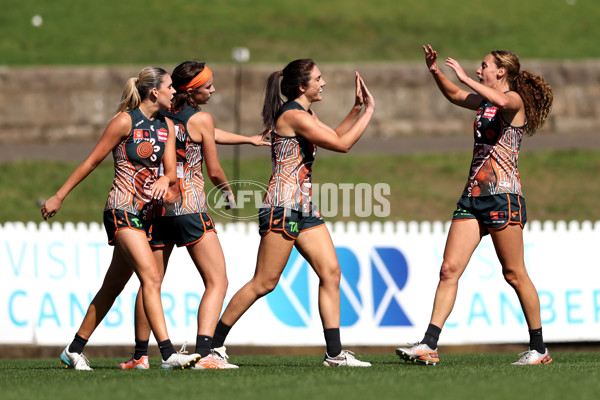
left=354, top=71, right=364, bottom=107
left=358, top=74, right=375, bottom=111
left=423, top=44, right=439, bottom=73
left=445, top=57, right=469, bottom=83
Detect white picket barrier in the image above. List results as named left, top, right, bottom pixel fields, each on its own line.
left=1, top=220, right=599, bottom=346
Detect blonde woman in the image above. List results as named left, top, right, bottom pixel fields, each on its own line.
left=41, top=67, right=200, bottom=370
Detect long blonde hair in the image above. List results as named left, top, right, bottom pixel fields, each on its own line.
left=117, top=66, right=169, bottom=113
left=491, top=50, right=553, bottom=135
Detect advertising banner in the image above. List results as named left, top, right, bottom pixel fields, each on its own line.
left=1, top=220, right=599, bottom=346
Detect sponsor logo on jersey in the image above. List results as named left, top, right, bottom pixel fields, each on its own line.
left=157, top=128, right=168, bottom=142
left=483, top=107, right=498, bottom=119
left=134, top=130, right=150, bottom=139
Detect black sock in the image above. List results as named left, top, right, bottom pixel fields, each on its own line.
left=420, top=324, right=442, bottom=349
left=68, top=334, right=88, bottom=354
left=158, top=339, right=176, bottom=360
left=324, top=328, right=342, bottom=357
left=528, top=328, right=545, bottom=354
left=195, top=335, right=213, bottom=358
left=134, top=338, right=149, bottom=359
left=212, top=320, right=232, bottom=349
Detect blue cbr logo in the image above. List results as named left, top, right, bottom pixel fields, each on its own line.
left=266, top=246, right=411, bottom=327
left=371, top=247, right=412, bottom=326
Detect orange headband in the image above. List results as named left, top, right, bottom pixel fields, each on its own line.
left=179, top=66, right=213, bottom=91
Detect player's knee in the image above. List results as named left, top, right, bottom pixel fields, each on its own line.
left=204, top=275, right=228, bottom=294
left=222, top=277, right=229, bottom=292
left=439, top=260, right=460, bottom=282
left=253, top=278, right=279, bottom=297
left=502, top=269, right=523, bottom=289
left=140, top=270, right=162, bottom=291
left=319, top=263, right=341, bottom=287
left=329, top=265, right=342, bottom=286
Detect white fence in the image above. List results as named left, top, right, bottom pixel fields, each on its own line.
left=1, top=220, right=599, bottom=347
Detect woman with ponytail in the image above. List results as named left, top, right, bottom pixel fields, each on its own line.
left=396, top=46, right=553, bottom=366
left=41, top=67, right=201, bottom=370
left=211, top=59, right=375, bottom=367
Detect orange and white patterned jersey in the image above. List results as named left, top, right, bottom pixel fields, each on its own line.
left=104, top=108, right=169, bottom=220
left=262, top=101, right=317, bottom=214
left=464, top=99, right=525, bottom=197
left=155, top=105, right=206, bottom=217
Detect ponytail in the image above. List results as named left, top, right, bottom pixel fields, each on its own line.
left=261, top=59, right=316, bottom=129
left=261, top=70, right=284, bottom=129
left=515, top=70, right=553, bottom=135
left=116, top=66, right=169, bottom=113
left=491, top=50, right=553, bottom=135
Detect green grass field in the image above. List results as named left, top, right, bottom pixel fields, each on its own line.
left=2, top=2, right=598, bottom=395
left=1, top=353, right=599, bottom=400
left=4, top=0, right=600, bottom=65
left=2, top=150, right=599, bottom=224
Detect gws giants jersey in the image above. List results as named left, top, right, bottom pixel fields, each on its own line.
left=104, top=107, right=169, bottom=219
left=156, top=105, right=206, bottom=216
left=262, top=101, right=317, bottom=213
left=463, top=98, right=525, bottom=197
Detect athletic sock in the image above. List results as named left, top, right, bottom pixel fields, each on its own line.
left=68, top=334, right=88, bottom=354
left=134, top=338, right=149, bottom=359
left=324, top=328, right=342, bottom=357
left=158, top=339, right=176, bottom=360
left=528, top=328, right=545, bottom=354
left=420, top=323, right=442, bottom=350
left=212, top=320, right=232, bottom=349
left=195, top=335, right=212, bottom=358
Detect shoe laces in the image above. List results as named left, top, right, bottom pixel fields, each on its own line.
left=340, top=350, right=356, bottom=359
left=516, top=349, right=537, bottom=361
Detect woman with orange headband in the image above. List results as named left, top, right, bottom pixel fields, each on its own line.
left=119, top=60, right=268, bottom=370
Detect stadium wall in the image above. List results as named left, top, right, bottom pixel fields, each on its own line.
left=1, top=60, right=599, bottom=144
left=1, top=220, right=599, bottom=346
